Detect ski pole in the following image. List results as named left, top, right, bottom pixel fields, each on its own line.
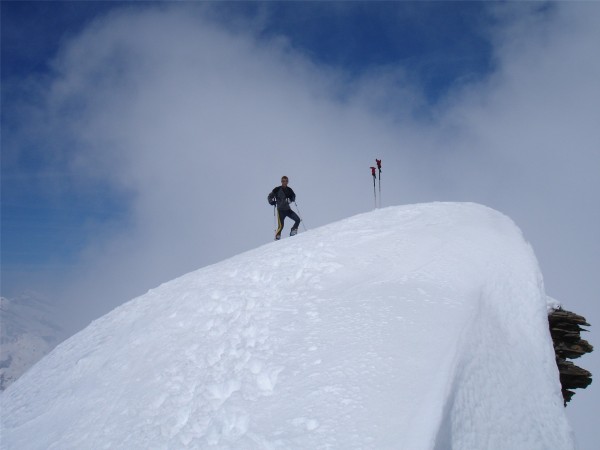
left=376, top=159, right=382, bottom=208
left=294, top=201, right=308, bottom=231
left=370, top=166, right=377, bottom=209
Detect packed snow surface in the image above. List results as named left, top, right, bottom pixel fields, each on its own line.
left=0, top=203, right=573, bottom=449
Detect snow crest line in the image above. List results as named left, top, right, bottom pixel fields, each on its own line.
left=0, top=203, right=574, bottom=449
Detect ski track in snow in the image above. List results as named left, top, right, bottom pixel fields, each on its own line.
left=0, top=203, right=574, bottom=449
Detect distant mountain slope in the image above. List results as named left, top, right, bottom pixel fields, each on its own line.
left=0, top=203, right=574, bottom=449
left=0, top=293, right=64, bottom=390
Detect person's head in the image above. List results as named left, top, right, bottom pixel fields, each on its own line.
left=281, top=176, right=289, bottom=186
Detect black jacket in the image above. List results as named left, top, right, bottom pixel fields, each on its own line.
left=268, top=186, right=296, bottom=210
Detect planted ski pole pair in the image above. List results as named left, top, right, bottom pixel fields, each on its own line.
left=370, top=158, right=382, bottom=209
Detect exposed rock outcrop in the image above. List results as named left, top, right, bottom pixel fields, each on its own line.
left=548, top=308, right=593, bottom=405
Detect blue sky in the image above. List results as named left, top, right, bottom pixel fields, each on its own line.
left=2, top=1, right=499, bottom=291
left=1, top=2, right=599, bottom=446
left=2, top=1, right=128, bottom=284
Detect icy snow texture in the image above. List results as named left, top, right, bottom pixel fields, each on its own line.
left=0, top=203, right=573, bottom=449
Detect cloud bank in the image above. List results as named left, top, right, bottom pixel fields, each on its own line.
left=22, top=5, right=434, bottom=323
left=10, top=2, right=598, bottom=322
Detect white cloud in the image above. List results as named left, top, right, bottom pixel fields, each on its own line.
left=32, top=6, right=422, bottom=324
left=17, top=1, right=598, bottom=315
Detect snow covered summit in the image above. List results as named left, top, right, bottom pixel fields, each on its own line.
left=0, top=203, right=574, bottom=449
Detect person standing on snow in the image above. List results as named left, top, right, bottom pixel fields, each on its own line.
left=268, top=176, right=301, bottom=240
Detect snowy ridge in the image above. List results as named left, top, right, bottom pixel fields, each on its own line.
left=0, top=203, right=573, bottom=449
left=0, top=293, right=64, bottom=391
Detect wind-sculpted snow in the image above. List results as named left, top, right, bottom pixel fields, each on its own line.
left=0, top=203, right=574, bottom=449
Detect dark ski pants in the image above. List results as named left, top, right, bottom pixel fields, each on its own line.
left=276, top=209, right=301, bottom=237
